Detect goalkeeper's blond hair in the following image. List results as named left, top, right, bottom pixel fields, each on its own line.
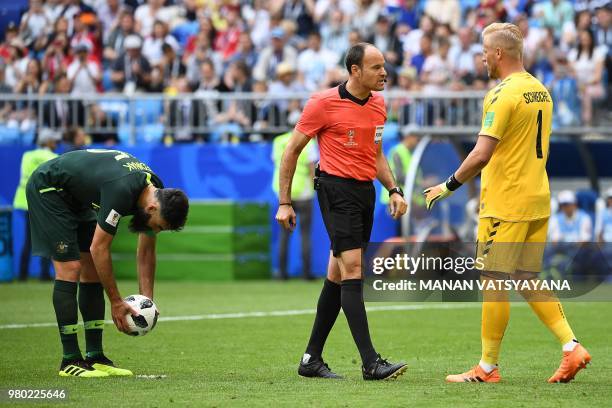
left=482, top=22, right=524, bottom=60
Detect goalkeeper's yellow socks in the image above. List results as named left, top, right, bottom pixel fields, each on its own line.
left=480, top=300, right=510, bottom=366
left=527, top=300, right=576, bottom=346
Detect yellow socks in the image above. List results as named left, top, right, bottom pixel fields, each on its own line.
left=527, top=300, right=576, bottom=345
left=481, top=299, right=510, bottom=365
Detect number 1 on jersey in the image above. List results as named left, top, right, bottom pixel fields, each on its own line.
left=536, top=109, right=543, bottom=159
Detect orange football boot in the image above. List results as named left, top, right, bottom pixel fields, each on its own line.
left=446, top=364, right=501, bottom=383
left=548, top=344, right=591, bottom=383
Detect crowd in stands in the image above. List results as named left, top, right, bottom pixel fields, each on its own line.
left=0, top=0, right=610, bottom=143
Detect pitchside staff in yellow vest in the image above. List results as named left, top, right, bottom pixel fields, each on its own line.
left=424, top=22, right=590, bottom=384
left=380, top=127, right=425, bottom=235
left=13, top=128, right=60, bottom=281
left=272, top=132, right=318, bottom=280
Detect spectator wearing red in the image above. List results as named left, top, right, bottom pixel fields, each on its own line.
left=70, top=12, right=102, bottom=63
left=42, top=33, right=71, bottom=83
left=214, top=6, right=243, bottom=62
left=184, top=13, right=217, bottom=57
left=0, top=23, right=20, bottom=62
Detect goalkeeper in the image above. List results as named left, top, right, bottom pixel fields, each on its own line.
left=423, top=22, right=590, bottom=384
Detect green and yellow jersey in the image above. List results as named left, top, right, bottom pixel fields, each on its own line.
left=478, top=71, right=553, bottom=222
left=32, top=149, right=163, bottom=235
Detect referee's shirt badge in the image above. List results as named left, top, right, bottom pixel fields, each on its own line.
left=374, top=125, right=384, bottom=144
left=344, top=129, right=358, bottom=148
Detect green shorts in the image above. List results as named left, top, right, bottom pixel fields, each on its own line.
left=26, top=174, right=97, bottom=262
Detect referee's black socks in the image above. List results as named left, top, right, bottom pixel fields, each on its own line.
left=341, top=279, right=378, bottom=368
left=304, top=279, right=341, bottom=361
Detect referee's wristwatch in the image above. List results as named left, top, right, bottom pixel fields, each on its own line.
left=388, top=187, right=404, bottom=198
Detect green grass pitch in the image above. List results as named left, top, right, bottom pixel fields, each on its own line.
left=1, top=281, right=611, bottom=407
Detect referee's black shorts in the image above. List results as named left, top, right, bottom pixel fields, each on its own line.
left=316, top=172, right=375, bottom=257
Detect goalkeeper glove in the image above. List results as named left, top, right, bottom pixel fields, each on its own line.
left=423, top=174, right=462, bottom=210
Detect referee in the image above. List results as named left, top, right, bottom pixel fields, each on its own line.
left=276, top=43, right=408, bottom=380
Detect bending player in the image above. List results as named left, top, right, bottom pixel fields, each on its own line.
left=26, top=149, right=189, bottom=377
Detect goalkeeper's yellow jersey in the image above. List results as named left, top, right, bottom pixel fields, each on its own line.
left=478, top=71, right=552, bottom=222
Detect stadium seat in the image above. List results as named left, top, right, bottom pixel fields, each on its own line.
left=0, top=126, right=21, bottom=145
left=101, top=69, right=115, bottom=92
left=210, top=123, right=244, bottom=143
left=133, top=99, right=164, bottom=126
left=576, top=189, right=599, bottom=232
left=136, top=123, right=165, bottom=144
left=20, top=128, right=36, bottom=146
left=459, top=0, right=480, bottom=10
left=99, top=99, right=129, bottom=123
left=117, top=123, right=132, bottom=144
left=118, top=109, right=164, bottom=144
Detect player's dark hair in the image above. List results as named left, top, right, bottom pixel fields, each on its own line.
left=344, top=42, right=372, bottom=74
left=129, top=207, right=151, bottom=233
left=156, top=188, right=189, bottom=231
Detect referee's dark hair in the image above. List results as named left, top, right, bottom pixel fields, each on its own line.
left=156, top=188, right=189, bottom=231
left=344, top=42, right=373, bottom=74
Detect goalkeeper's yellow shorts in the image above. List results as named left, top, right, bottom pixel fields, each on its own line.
left=476, top=217, right=548, bottom=274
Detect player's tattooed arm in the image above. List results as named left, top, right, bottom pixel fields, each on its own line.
left=137, top=233, right=156, bottom=300
left=90, top=224, right=138, bottom=333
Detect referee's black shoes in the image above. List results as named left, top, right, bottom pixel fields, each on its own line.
left=298, top=357, right=343, bottom=379
left=362, top=355, right=408, bottom=381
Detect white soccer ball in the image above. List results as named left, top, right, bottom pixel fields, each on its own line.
left=124, top=294, right=159, bottom=336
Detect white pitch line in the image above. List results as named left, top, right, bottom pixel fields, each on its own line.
left=0, top=303, right=488, bottom=330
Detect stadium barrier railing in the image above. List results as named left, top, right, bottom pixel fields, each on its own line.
left=0, top=91, right=610, bottom=145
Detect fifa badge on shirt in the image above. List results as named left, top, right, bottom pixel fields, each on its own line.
left=344, top=129, right=358, bottom=148
left=106, top=209, right=122, bottom=227
left=374, top=125, right=384, bottom=144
